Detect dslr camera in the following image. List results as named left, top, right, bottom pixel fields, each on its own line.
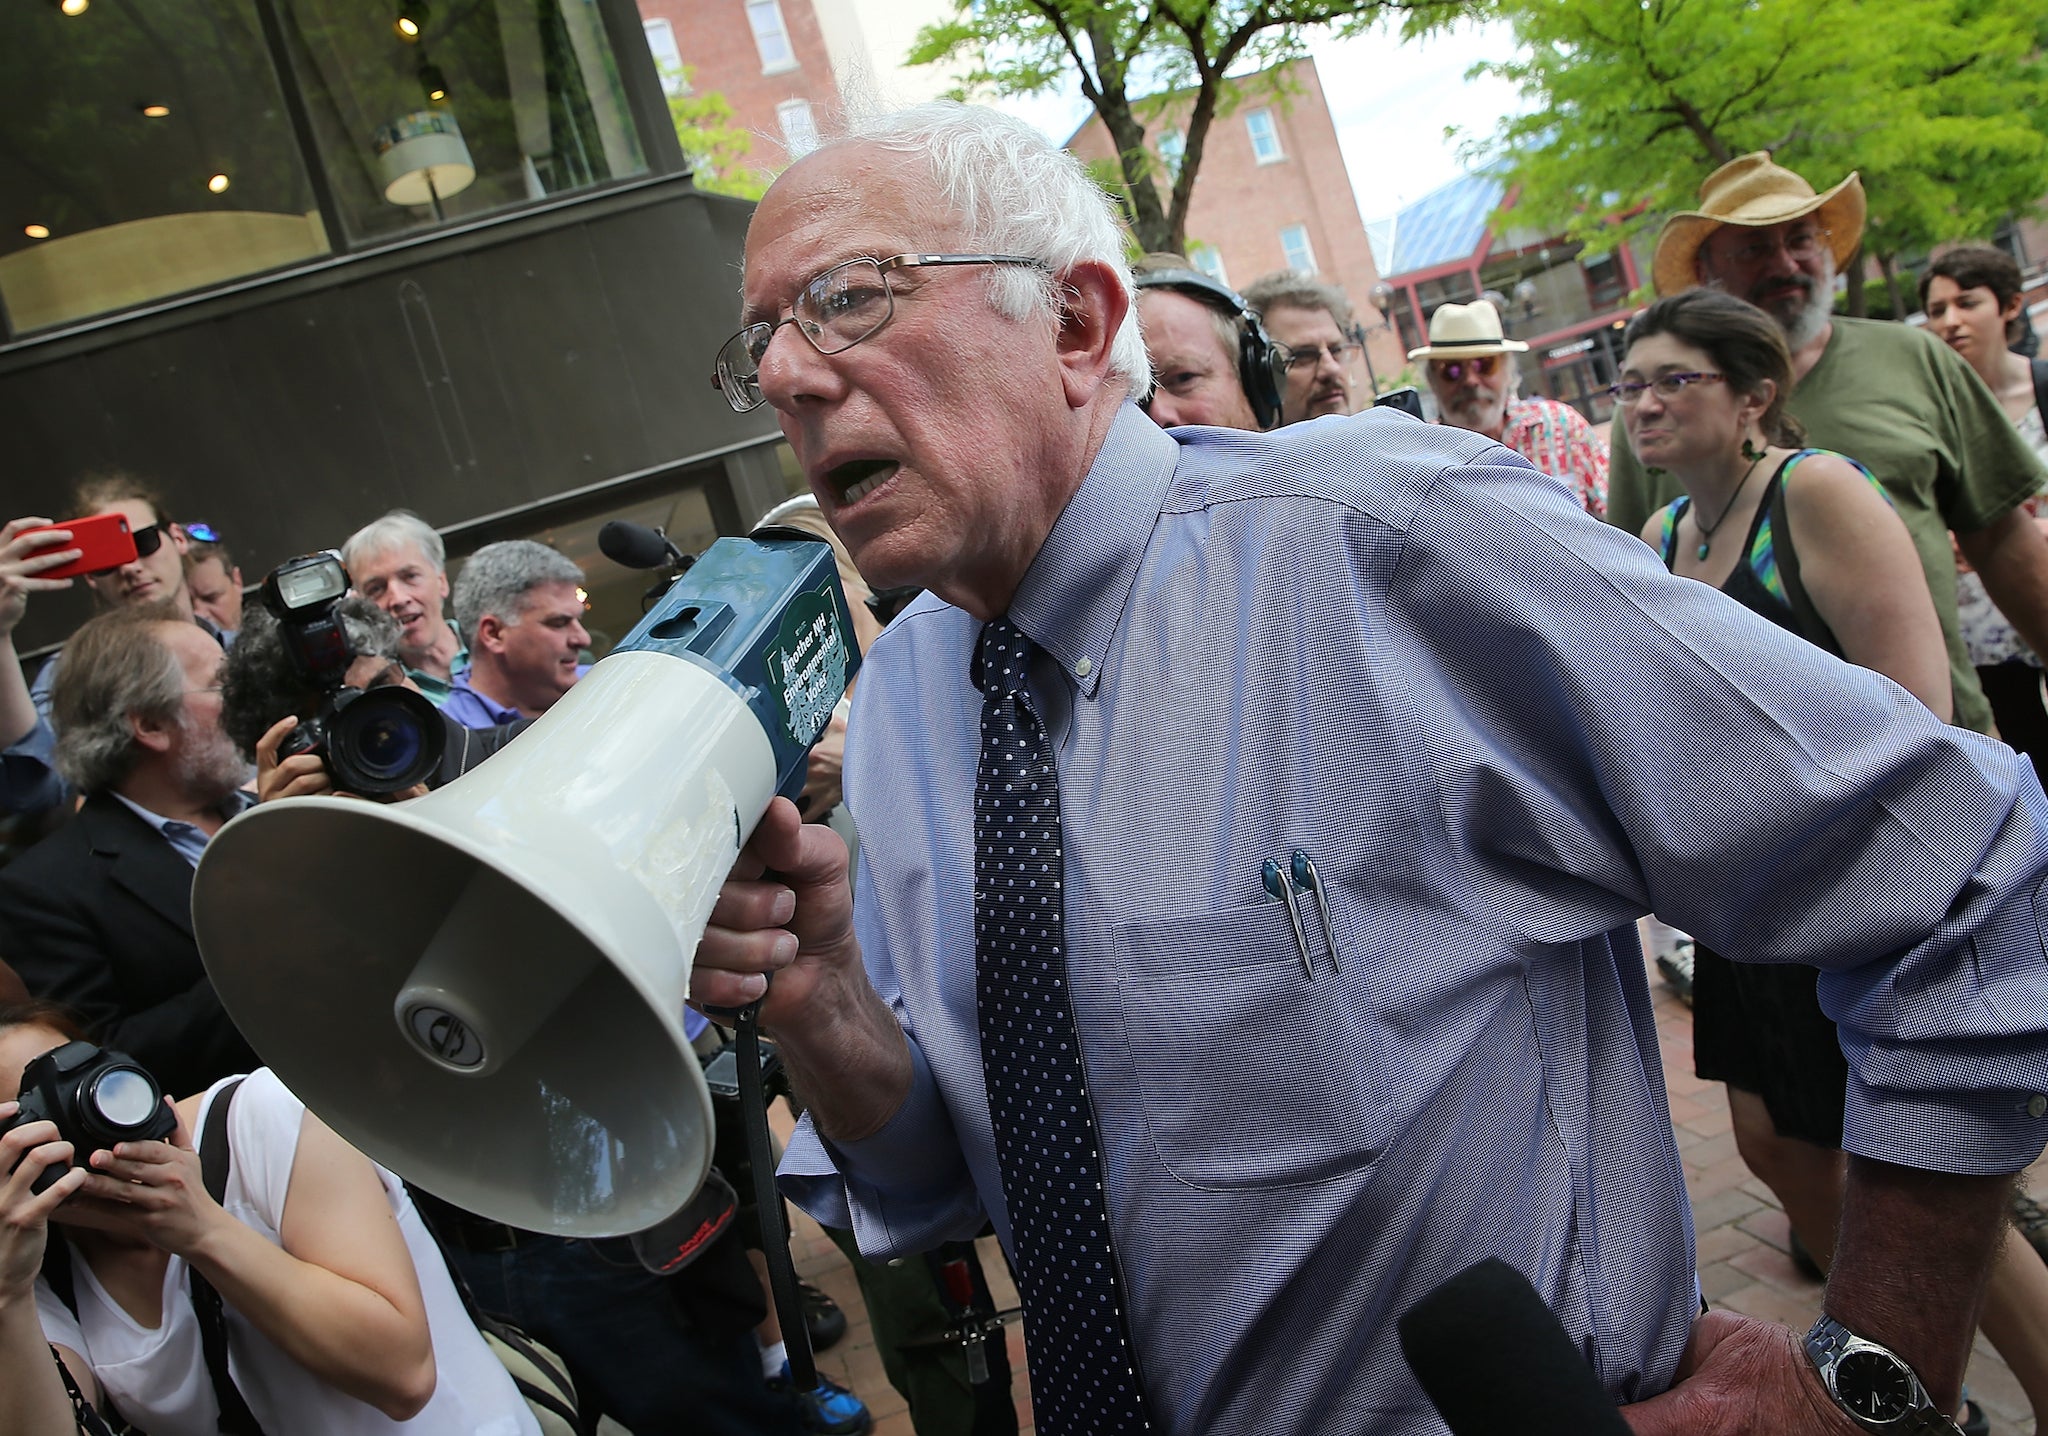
left=0, top=1040, right=176, bottom=1193
left=265, top=551, right=445, bottom=795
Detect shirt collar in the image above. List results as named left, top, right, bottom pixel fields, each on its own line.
left=110, top=788, right=254, bottom=838
left=1007, top=403, right=1179, bottom=699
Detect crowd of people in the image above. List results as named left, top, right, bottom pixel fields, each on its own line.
left=3, top=95, right=2048, bottom=1436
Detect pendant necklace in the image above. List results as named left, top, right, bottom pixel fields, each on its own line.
left=1693, top=446, right=1770, bottom=561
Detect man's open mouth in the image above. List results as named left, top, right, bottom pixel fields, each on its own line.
left=830, top=458, right=897, bottom=505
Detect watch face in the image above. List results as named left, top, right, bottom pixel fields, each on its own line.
left=1835, top=1349, right=1915, bottom=1422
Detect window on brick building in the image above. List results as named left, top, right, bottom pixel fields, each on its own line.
left=643, top=18, right=685, bottom=97
left=1191, top=245, right=1229, bottom=287
left=1245, top=109, right=1282, bottom=164
left=1280, top=225, right=1316, bottom=275
left=748, top=0, right=796, bottom=73
left=778, top=99, right=819, bottom=158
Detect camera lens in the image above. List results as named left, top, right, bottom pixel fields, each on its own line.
left=329, top=687, right=445, bottom=794
left=88, top=1067, right=160, bottom=1129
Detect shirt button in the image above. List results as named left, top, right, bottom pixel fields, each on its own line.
left=2029, top=1095, right=2047, bottom=1118
left=1075, top=656, right=1094, bottom=678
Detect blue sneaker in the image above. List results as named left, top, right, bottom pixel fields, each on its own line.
left=770, top=1359, right=872, bottom=1435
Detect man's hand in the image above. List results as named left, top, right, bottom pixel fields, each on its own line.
left=255, top=715, right=335, bottom=802
left=694, top=796, right=859, bottom=1021
left=1621, top=1311, right=1859, bottom=1435
left=0, top=518, right=76, bottom=640
left=694, top=796, right=911, bottom=1142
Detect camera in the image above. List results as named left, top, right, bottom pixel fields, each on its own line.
left=263, top=551, right=445, bottom=795
left=0, top=1040, right=176, bottom=1193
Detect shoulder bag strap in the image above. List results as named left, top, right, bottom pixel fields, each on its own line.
left=189, top=1079, right=265, bottom=1436
left=2031, top=357, right=2048, bottom=427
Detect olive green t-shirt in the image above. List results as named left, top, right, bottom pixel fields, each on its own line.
left=1608, top=316, right=2048, bottom=734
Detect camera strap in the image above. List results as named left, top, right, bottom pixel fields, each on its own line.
left=734, top=999, right=817, bottom=1393
left=192, top=1078, right=267, bottom=1436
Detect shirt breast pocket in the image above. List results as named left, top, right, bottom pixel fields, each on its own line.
left=1110, top=898, right=1386, bottom=1189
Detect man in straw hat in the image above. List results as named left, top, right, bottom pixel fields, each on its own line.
left=1415, top=299, right=1610, bottom=516
left=1607, top=151, right=2048, bottom=735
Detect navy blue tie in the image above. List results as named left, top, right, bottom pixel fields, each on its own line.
left=972, top=617, right=1152, bottom=1435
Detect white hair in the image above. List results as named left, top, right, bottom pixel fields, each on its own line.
left=829, top=103, right=1150, bottom=398
left=342, top=509, right=446, bottom=577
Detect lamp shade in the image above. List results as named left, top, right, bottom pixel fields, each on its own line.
left=372, top=110, right=476, bottom=207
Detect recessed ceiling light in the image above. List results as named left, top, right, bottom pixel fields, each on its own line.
left=395, top=15, right=419, bottom=38
left=141, top=104, right=169, bottom=118
left=207, top=173, right=230, bottom=193
left=59, top=0, right=89, bottom=15
left=24, top=224, right=51, bottom=239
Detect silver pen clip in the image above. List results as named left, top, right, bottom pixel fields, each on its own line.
left=1291, top=850, right=1342, bottom=974
left=1262, top=857, right=1316, bottom=979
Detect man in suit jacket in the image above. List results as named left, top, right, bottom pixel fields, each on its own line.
left=0, top=601, right=257, bottom=1096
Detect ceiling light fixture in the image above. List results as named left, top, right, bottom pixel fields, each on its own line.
left=24, top=224, right=51, bottom=239
left=394, top=4, right=426, bottom=40
left=141, top=103, right=170, bottom=118
left=58, top=0, right=89, bottom=15
left=207, top=173, right=230, bottom=193
left=418, top=63, right=448, bottom=102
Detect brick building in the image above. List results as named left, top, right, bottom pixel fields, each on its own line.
left=1064, top=57, right=1406, bottom=392
left=636, top=0, right=839, bottom=181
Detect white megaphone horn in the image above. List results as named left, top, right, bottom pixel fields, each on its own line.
left=191, top=536, right=859, bottom=1237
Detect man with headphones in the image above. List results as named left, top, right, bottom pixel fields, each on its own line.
left=1131, top=255, right=1287, bottom=431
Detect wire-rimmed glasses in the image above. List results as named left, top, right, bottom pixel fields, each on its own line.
left=1606, top=371, right=1726, bottom=406
left=1279, top=340, right=1361, bottom=374
left=712, top=253, right=1047, bottom=413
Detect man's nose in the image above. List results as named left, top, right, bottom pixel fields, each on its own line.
left=1316, top=348, right=1348, bottom=383
left=756, top=320, right=841, bottom=409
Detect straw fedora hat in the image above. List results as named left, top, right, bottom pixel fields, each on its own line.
left=1407, top=300, right=1529, bottom=362
left=1652, top=152, right=1865, bottom=296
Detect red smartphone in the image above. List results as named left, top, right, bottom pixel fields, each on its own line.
left=22, top=513, right=140, bottom=579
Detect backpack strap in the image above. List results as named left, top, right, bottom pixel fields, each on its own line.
left=2032, top=357, right=2048, bottom=429
left=190, top=1078, right=265, bottom=1436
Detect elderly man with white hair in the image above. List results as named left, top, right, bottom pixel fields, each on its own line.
left=691, top=101, right=2048, bottom=1436
left=341, top=510, right=468, bottom=705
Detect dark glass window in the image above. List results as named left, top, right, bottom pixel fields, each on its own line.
left=0, top=1, right=329, bottom=333
left=277, top=0, right=648, bottom=243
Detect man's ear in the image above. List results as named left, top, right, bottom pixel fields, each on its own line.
left=474, top=613, right=507, bottom=655
left=1055, top=259, right=1130, bottom=410
left=129, top=708, right=177, bottom=756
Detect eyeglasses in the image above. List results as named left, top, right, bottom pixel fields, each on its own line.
left=132, top=523, right=168, bottom=557
left=1432, top=355, right=1499, bottom=383
left=1281, top=341, right=1361, bottom=373
left=1717, top=226, right=1831, bottom=266
left=712, top=253, right=1048, bottom=413
left=1606, top=371, right=1726, bottom=405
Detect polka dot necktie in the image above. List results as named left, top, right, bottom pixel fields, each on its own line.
left=972, top=617, right=1152, bottom=1436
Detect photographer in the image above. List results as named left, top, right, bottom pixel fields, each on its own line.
left=0, top=999, right=538, bottom=1435
left=218, top=595, right=521, bottom=801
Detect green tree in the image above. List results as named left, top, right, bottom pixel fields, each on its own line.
left=912, top=0, right=1469, bottom=254
left=1419, top=0, right=2048, bottom=312
left=667, top=71, right=770, bottom=200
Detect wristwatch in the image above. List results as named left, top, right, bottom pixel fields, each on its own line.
left=1803, top=1314, right=1964, bottom=1434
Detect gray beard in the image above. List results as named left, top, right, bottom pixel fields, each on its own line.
left=175, top=718, right=253, bottom=805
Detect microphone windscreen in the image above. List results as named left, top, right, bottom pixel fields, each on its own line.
left=599, top=521, right=672, bottom=571
left=1398, top=1259, right=1633, bottom=1436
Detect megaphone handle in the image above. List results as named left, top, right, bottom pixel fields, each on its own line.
left=732, top=1000, right=819, bottom=1390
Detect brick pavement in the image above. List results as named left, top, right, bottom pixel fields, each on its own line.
left=787, top=952, right=2040, bottom=1435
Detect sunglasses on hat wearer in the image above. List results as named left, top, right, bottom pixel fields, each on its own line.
left=1431, top=355, right=1500, bottom=383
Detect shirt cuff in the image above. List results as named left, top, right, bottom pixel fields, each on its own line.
left=1842, top=1075, right=2048, bottom=1176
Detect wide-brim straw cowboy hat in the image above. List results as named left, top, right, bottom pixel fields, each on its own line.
left=1652, top=152, right=1866, bottom=296
left=1407, top=300, right=1529, bottom=361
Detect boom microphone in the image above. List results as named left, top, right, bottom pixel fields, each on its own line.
left=598, top=519, right=684, bottom=571
left=1398, top=1259, right=1632, bottom=1436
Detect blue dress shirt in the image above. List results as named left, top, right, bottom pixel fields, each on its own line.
left=781, top=403, right=2048, bottom=1434
left=440, top=664, right=590, bottom=729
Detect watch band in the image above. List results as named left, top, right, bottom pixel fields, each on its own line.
left=1804, top=1315, right=1963, bottom=1435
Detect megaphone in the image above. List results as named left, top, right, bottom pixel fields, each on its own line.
left=191, top=536, right=859, bottom=1237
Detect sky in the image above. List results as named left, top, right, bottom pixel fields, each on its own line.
left=989, top=18, right=1529, bottom=227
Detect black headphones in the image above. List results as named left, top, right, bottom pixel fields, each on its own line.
left=1132, top=267, right=1287, bottom=430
